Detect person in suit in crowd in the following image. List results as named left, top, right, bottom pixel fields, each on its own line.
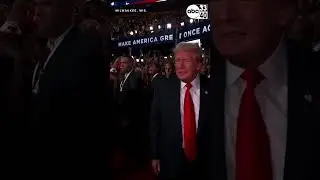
left=148, top=61, right=160, bottom=80
left=143, top=61, right=162, bottom=163
left=31, top=0, right=111, bottom=178
left=164, top=60, right=175, bottom=79
left=117, top=55, right=146, bottom=167
left=150, top=42, right=210, bottom=180
left=117, top=55, right=144, bottom=124
left=145, top=61, right=162, bottom=115
left=118, top=55, right=144, bottom=94
left=202, top=0, right=320, bottom=180
left=147, top=60, right=162, bottom=89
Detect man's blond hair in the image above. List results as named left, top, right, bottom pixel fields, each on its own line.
left=173, top=42, right=203, bottom=61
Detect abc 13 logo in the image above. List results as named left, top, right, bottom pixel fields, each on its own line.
left=186, top=4, right=208, bottom=20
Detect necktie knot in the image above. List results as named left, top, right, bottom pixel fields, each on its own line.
left=185, top=83, right=192, bottom=90
left=241, top=69, right=265, bottom=88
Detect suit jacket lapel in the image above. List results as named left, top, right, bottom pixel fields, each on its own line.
left=39, top=27, right=78, bottom=86
left=167, top=76, right=183, bottom=148
left=197, top=76, right=208, bottom=137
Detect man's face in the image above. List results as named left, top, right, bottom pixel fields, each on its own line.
left=175, top=50, right=202, bottom=83
left=119, top=58, right=132, bottom=74
left=148, top=64, right=158, bottom=75
left=164, top=63, right=173, bottom=76
left=34, top=0, right=73, bottom=37
left=210, top=0, right=293, bottom=59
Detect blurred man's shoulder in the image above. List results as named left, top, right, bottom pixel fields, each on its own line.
left=70, top=26, right=104, bottom=48
left=157, top=75, right=179, bottom=87
left=153, top=74, right=164, bottom=81
left=132, top=70, right=143, bottom=78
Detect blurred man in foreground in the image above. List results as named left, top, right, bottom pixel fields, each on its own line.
left=31, top=0, right=111, bottom=178
left=204, top=0, right=319, bottom=180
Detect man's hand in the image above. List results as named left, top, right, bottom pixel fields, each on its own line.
left=151, top=159, right=160, bottom=175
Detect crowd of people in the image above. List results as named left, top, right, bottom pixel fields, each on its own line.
left=110, top=12, right=203, bottom=40
left=110, top=53, right=210, bottom=93
left=0, top=0, right=320, bottom=180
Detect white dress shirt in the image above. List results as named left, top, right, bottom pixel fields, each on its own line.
left=225, top=41, right=288, bottom=180
left=180, top=75, right=200, bottom=147
left=32, top=26, right=73, bottom=94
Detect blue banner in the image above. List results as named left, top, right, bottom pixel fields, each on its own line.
left=111, top=22, right=211, bottom=48
left=113, top=30, right=175, bottom=48
left=177, top=22, right=211, bottom=42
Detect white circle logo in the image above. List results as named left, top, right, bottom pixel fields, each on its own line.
left=186, top=5, right=200, bottom=19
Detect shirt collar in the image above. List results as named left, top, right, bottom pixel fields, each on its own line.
left=125, top=69, right=133, bottom=78
left=152, top=73, right=159, bottom=81
left=227, top=40, right=287, bottom=87
left=47, top=26, right=73, bottom=51
left=181, top=74, right=200, bottom=90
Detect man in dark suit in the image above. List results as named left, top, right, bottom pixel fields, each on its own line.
left=117, top=55, right=144, bottom=125
left=148, top=61, right=161, bottom=83
left=203, top=0, right=320, bottom=180
left=117, top=55, right=145, bottom=166
left=150, top=42, right=210, bottom=180
left=164, top=61, right=175, bottom=79
left=31, top=0, right=111, bottom=178
left=118, top=56, right=143, bottom=93
left=117, top=55, right=144, bottom=110
left=145, top=60, right=162, bottom=96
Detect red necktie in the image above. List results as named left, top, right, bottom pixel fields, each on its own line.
left=183, top=83, right=197, bottom=161
left=236, top=69, right=273, bottom=180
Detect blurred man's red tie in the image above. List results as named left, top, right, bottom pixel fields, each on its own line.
left=183, top=83, right=197, bottom=161
left=236, top=69, right=273, bottom=180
